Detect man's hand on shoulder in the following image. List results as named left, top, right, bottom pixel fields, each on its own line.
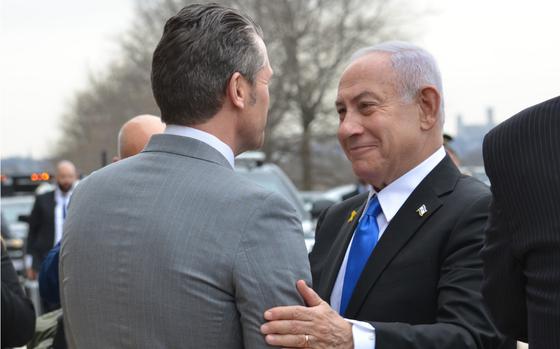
left=261, top=280, right=354, bottom=349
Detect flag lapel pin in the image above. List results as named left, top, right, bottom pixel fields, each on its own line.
left=416, top=204, right=428, bottom=217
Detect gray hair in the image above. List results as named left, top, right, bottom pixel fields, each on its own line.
left=351, top=41, right=445, bottom=122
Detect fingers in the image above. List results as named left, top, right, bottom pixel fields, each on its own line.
left=261, top=320, right=311, bottom=335
left=264, top=333, right=311, bottom=348
left=264, top=305, right=314, bottom=321
left=264, top=281, right=324, bottom=321
left=296, top=280, right=322, bottom=307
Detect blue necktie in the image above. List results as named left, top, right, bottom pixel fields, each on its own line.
left=340, top=196, right=382, bottom=315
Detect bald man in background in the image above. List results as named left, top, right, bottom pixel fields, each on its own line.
left=114, top=114, right=166, bottom=161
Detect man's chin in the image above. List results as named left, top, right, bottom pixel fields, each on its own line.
left=351, top=164, right=379, bottom=186
left=58, top=185, right=72, bottom=193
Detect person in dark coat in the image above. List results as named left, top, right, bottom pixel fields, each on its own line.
left=481, top=96, right=560, bottom=349
left=2, top=240, right=36, bottom=348
left=26, top=161, right=77, bottom=281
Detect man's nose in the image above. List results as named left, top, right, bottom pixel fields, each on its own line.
left=338, top=112, right=363, bottom=138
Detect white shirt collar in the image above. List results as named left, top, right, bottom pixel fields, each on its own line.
left=164, top=125, right=235, bottom=168
left=364, top=146, right=446, bottom=223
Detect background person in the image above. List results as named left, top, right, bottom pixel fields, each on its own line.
left=481, top=96, right=560, bottom=349
left=114, top=114, right=166, bottom=161
left=26, top=160, right=78, bottom=281
left=2, top=239, right=36, bottom=348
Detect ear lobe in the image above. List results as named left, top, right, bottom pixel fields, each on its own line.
left=227, top=72, right=246, bottom=109
left=418, top=86, right=440, bottom=130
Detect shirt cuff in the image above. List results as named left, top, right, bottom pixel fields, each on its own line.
left=347, top=319, right=375, bottom=349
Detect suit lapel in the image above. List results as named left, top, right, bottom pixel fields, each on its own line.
left=344, top=156, right=460, bottom=317
left=317, top=199, right=366, bottom=301
left=47, top=190, right=56, bottom=226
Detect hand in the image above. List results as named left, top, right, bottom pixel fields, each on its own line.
left=261, top=280, right=353, bottom=349
left=26, top=268, right=37, bottom=280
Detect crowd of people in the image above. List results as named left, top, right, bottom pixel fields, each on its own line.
left=2, top=3, right=558, bottom=349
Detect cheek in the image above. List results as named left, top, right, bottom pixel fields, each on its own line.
left=337, top=133, right=353, bottom=160
left=337, top=129, right=345, bottom=149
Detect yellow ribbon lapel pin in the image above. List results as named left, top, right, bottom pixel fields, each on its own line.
left=348, top=210, right=358, bottom=223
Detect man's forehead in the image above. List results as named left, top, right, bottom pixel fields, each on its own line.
left=335, top=90, right=378, bottom=106
left=348, top=51, right=390, bottom=70
left=336, top=54, right=395, bottom=102
left=56, top=162, right=75, bottom=173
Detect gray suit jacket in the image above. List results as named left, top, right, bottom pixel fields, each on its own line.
left=60, top=134, right=311, bottom=348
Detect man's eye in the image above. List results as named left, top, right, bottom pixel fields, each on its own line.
left=359, top=103, right=375, bottom=110
left=337, top=108, right=346, bottom=120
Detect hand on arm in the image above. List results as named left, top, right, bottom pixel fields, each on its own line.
left=261, top=280, right=354, bottom=349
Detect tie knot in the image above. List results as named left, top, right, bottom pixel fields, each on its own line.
left=365, top=196, right=382, bottom=218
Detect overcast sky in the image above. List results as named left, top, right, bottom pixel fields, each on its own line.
left=1, top=0, right=559, bottom=158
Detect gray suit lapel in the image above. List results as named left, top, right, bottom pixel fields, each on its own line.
left=142, top=134, right=233, bottom=169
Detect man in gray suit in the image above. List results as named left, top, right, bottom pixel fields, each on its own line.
left=60, top=4, right=311, bottom=348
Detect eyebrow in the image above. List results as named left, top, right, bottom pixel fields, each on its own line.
left=335, top=90, right=378, bottom=108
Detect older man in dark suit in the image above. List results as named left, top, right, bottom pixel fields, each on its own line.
left=261, top=42, right=511, bottom=348
left=481, top=96, right=560, bottom=349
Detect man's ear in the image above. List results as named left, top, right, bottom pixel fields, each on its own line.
left=227, top=72, right=248, bottom=109
left=418, top=86, right=441, bottom=130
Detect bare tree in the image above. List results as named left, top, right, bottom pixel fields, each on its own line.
left=55, top=61, right=159, bottom=172
left=55, top=0, right=417, bottom=186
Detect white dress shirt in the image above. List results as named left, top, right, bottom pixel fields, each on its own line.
left=165, top=125, right=235, bottom=168
left=331, top=147, right=446, bottom=348
left=54, top=187, right=74, bottom=245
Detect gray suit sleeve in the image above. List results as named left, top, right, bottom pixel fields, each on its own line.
left=233, top=192, right=312, bottom=348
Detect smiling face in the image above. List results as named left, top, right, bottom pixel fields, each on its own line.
left=336, top=53, right=426, bottom=189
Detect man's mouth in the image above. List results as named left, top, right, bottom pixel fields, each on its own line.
left=348, top=143, right=377, bottom=153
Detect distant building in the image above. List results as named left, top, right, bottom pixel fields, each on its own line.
left=452, top=107, right=497, bottom=166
